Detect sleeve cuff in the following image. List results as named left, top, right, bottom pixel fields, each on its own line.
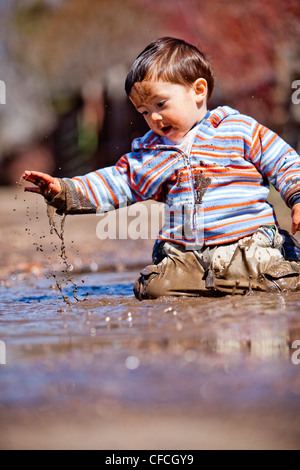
left=287, top=192, right=300, bottom=208
left=46, top=179, right=67, bottom=214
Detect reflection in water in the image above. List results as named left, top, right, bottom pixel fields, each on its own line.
left=214, top=327, right=289, bottom=360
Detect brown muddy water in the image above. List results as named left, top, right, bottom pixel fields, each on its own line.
left=0, top=187, right=300, bottom=449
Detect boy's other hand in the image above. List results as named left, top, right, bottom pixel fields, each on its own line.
left=23, top=171, right=61, bottom=201
left=291, top=202, right=300, bottom=235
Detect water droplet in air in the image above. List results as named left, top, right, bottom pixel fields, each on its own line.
left=125, top=356, right=140, bottom=370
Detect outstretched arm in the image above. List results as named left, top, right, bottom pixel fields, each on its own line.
left=23, top=171, right=61, bottom=200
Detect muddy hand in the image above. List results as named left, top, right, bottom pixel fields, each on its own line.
left=291, top=202, right=300, bottom=235
left=23, top=171, right=61, bottom=200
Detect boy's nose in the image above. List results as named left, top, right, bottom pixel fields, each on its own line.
left=151, top=112, right=162, bottom=122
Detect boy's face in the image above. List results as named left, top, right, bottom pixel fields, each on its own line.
left=129, top=80, right=207, bottom=142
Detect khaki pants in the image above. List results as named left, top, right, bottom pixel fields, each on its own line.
left=134, top=226, right=300, bottom=300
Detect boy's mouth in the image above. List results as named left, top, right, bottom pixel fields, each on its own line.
left=162, top=125, right=172, bottom=135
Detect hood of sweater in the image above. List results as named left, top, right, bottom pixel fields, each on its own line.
left=131, top=106, right=240, bottom=152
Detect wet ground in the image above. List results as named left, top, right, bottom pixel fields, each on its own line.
left=1, top=186, right=300, bottom=449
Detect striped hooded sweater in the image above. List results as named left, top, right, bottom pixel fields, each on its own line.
left=53, top=106, right=300, bottom=247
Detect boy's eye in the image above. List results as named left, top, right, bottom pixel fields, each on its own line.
left=157, top=101, right=166, bottom=108
left=141, top=111, right=148, bottom=116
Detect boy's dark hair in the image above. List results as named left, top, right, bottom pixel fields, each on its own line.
left=125, top=37, right=214, bottom=99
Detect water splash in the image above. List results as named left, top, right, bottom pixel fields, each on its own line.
left=47, top=205, right=88, bottom=305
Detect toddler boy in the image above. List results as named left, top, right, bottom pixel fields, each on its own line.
left=23, top=37, right=300, bottom=299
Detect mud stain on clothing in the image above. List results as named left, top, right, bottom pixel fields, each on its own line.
left=194, top=170, right=211, bottom=204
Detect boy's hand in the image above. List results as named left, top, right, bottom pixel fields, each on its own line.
left=291, top=202, right=300, bottom=235
left=23, top=171, right=61, bottom=201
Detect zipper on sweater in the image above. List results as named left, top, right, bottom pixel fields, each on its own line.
left=152, top=142, right=201, bottom=246
left=184, top=152, right=201, bottom=247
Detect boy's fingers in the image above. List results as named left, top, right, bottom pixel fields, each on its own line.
left=291, top=204, right=300, bottom=234
left=24, top=186, right=41, bottom=194
left=23, top=170, right=50, bottom=178
left=22, top=170, right=60, bottom=203
left=23, top=174, right=42, bottom=186
left=23, top=171, right=53, bottom=185
left=291, top=218, right=300, bottom=234
left=292, top=223, right=300, bottom=235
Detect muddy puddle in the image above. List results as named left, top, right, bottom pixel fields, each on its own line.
left=1, top=269, right=300, bottom=410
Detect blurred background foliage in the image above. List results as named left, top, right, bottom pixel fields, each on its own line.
left=0, top=0, right=299, bottom=184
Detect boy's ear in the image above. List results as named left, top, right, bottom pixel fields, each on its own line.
left=193, top=78, right=208, bottom=103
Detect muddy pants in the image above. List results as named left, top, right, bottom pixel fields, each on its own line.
left=134, top=226, right=300, bottom=300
